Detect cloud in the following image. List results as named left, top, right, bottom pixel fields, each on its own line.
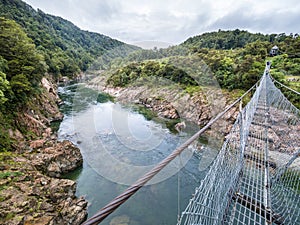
left=207, top=3, right=300, bottom=35
left=23, top=0, right=300, bottom=45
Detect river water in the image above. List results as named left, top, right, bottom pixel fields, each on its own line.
left=57, top=83, right=219, bottom=225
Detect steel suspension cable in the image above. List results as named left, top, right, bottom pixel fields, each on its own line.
left=270, top=75, right=300, bottom=95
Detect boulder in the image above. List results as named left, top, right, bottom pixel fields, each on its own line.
left=30, top=140, right=83, bottom=177
left=0, top=153, right=87, bottom=225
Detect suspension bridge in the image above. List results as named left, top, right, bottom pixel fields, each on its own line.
left=84, top=62, right=300, bottom=225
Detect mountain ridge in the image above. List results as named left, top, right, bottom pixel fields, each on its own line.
left=0, top=0, right=139, bottom=77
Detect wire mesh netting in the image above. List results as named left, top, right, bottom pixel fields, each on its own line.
left=178, top=68, right=300, bottom=225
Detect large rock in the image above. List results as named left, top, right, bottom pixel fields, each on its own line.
left=0, top=153, right=87, bottom=225
left=29, top=139, right=46, bottom=149
left=140, top=97, right=180, bottom=119
left=29, top=140, right=83, bottom=178
left=55, top=197, right=88, bottom=225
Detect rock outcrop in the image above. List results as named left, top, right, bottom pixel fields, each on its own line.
left=1, top=76, right=87, bottom=225
left=29, top=140, right=83, bottom=178
left=88, top=79, right=239, bottom=139
left=0, top=153, right=87, bottom=225
left=139, top=97, right=179, bottom=119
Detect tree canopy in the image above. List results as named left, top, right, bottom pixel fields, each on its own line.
left=0, top=17, right=47, bottom=104
left=0, top=0, right=139, bottom=78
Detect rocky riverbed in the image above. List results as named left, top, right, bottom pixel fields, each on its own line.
left=0, top=77, right=87, bottom=225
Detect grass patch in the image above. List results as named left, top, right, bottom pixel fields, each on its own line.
left=5, top=212, right=15, bottom=220
left=185, top=85, right=202, bottom=95
left=0, top=171, right=23, bottom=179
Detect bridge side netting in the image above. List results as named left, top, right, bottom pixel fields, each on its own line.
left=178, top=71, right=300, bottom=225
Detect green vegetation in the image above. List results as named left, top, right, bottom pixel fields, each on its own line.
left=0, top=171, right=23, bottom=179
left=0, top=0, right=138, bottom=78
left=131, top=105, right=158, bottom=121
left=107, top=60, right=197, bottom=87
left=96, top=92, right=115, bottom=103
left=106, top=29, right=300, bottom=108
left=182, top=29, right=272, bottom=50
left=0, top=0, right=299, bottom=152
left=0, top=17, right=46, bottom=103
left=0, top=17, right=44, bottom=151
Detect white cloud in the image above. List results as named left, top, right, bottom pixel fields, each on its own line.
left=23, top=0, right=300, bottom=45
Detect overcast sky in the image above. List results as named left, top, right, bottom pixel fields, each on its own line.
left=23, top=0, right=300, bottom=48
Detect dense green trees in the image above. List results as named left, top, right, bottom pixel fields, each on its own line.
left=0, top=56, right=9, bottom=105
left=0, top=71, right=9, bottom=105
left=0, top=0, right=139, bottom=151
left=0, top=17, right=46, bottom=103
left=0, top=0, right=138, bottom=78
left=182, top=29, right=286, bottom=50
left=106, top=34, right=300, bottom=93
left=107, top=60, right=197, bottom=87
left=0, top=0, right=299, bottom=152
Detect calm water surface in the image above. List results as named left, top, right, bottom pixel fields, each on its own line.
left=57, top=83, right=219, bottom=225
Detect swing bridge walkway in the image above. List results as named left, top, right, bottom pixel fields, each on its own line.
left=84, top=63, right=300, bottom=225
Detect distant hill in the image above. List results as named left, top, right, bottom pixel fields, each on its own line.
left=0, top=0, right=139, bottom=77
left=181, top=29, right=286, bottom=50
left=105, top=29, right=300, bottom=99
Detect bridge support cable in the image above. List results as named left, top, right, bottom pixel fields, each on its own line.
left=82, top=78, right=259, bottom=225
left=270, top=76, right=300, bottom=96
left=178, top=64, right=300, bottom=225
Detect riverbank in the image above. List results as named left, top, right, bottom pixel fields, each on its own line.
left=88, top=73, right=240, bottom=139
left=0, top=76, right=87, bottom=225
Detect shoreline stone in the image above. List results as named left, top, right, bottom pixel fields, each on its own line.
left=28, top=140, right=83, bottom=178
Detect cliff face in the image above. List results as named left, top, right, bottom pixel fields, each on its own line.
left=0, top=77, right=87, bottom=225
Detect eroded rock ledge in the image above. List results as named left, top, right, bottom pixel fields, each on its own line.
left=0, top=151, right=87, bottom=225
left=29, top=140, right=83, bottom=178
left=0, top=77, right=87, bottom=225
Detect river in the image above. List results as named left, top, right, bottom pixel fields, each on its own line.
left=56, top=83, right=220, bottom=225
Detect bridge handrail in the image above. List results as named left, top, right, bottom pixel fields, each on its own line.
left=83, top=81, right=260, bottom=225
left=270, top=75, right=300, bottom=95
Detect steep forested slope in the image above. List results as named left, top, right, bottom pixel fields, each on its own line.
left=0, top=0, right=140, bottom=151
left=0, top=0, right=139, bottom=77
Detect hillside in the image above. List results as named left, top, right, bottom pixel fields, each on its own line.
left=100, top=30, right=300, bottom=109
left=0, top=0, right=139, bottom=77
left=182, top=29, right=272, bottom=50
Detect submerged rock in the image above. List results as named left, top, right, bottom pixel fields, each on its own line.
left=110, top=215, right=130, bottom=225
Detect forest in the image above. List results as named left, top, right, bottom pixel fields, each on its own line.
left=107, top=30, right=300, bottom=91
left=0, top=0, right=138, bottom=150
left=0, top=0, right=138, bottom=78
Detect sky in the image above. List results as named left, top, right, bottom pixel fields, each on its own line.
left=23, top=0, right=300, bottom=48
